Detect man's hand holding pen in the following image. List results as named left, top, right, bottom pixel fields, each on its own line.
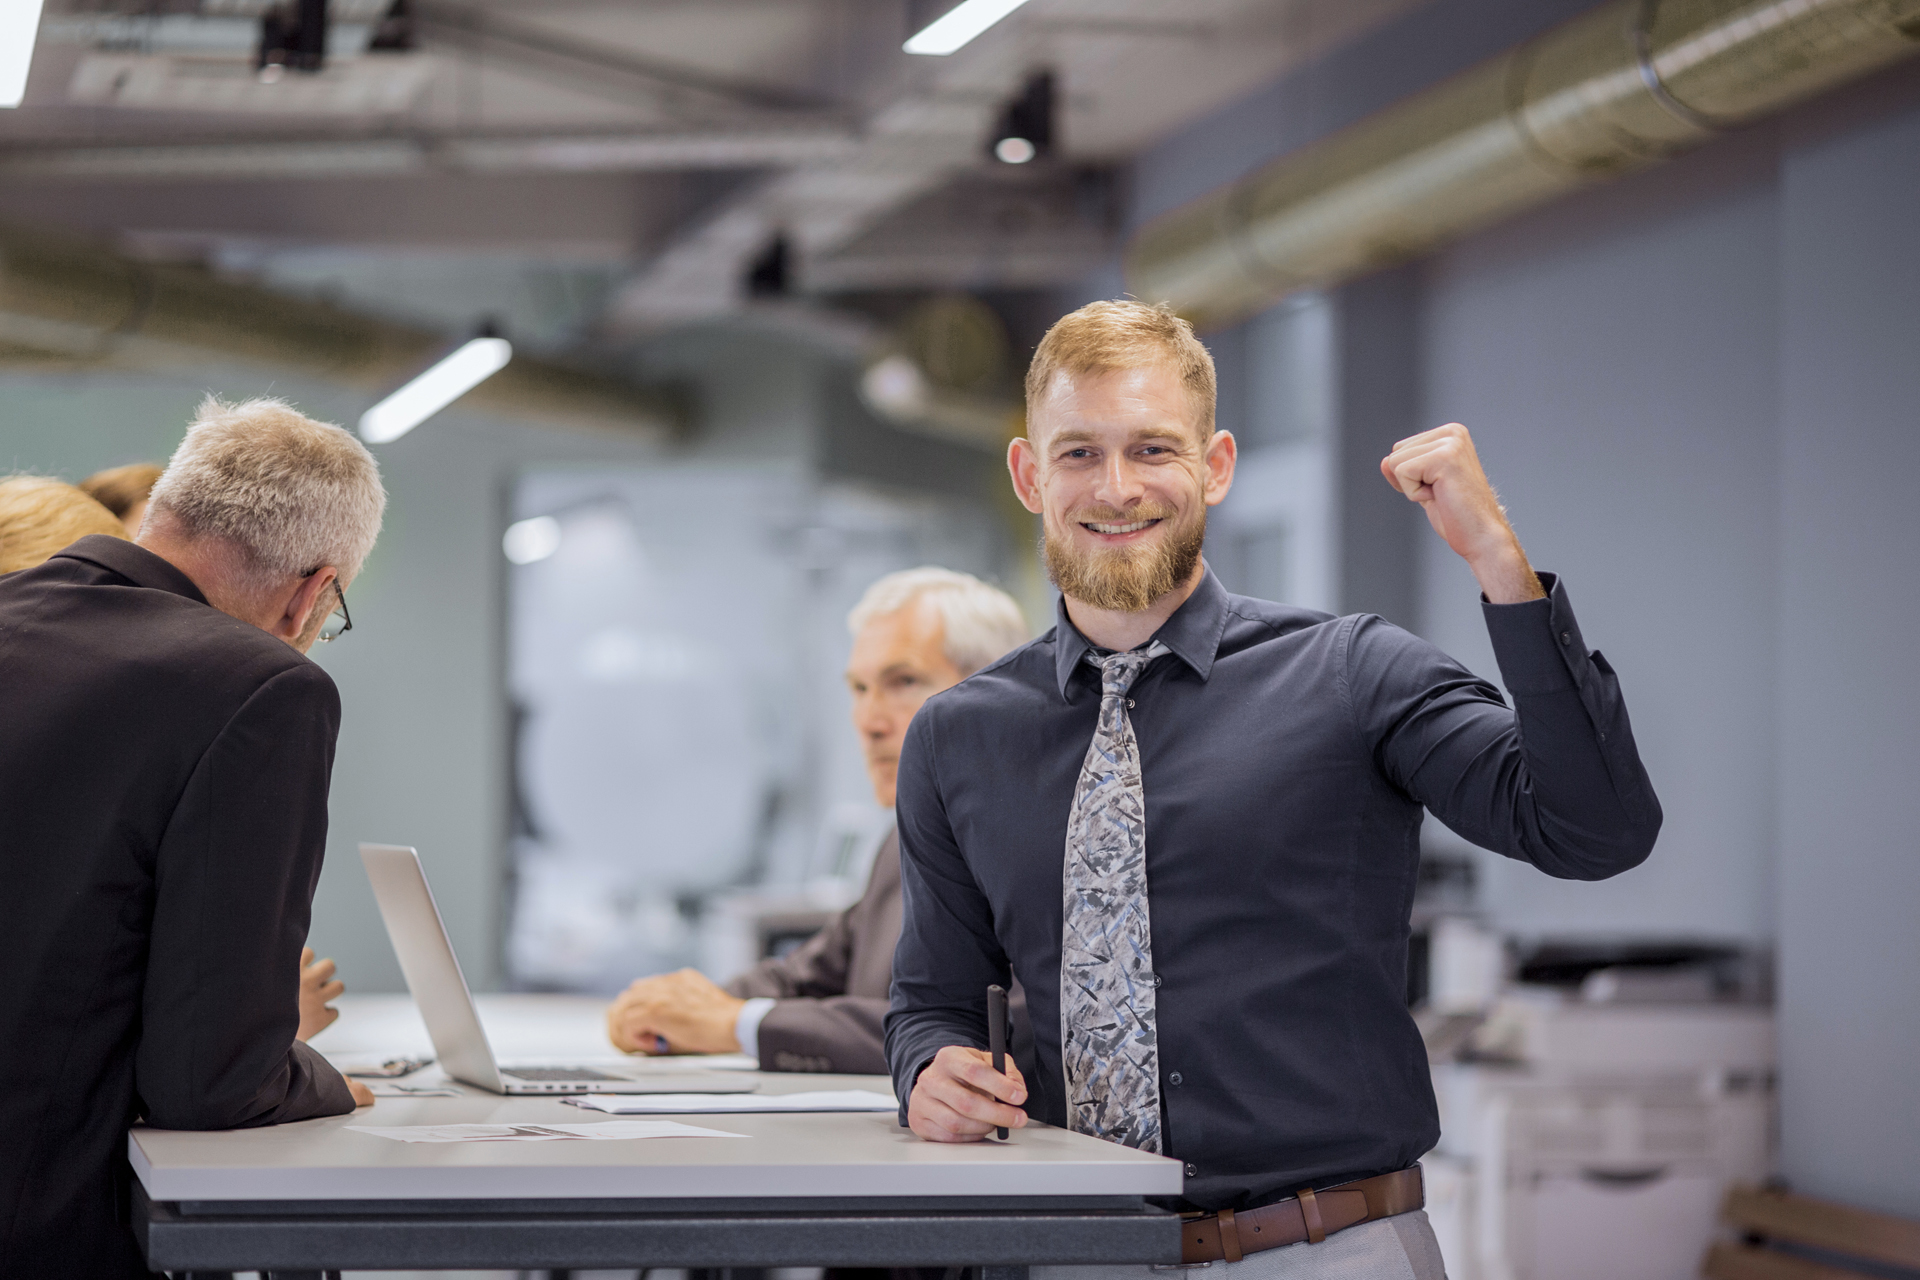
left=906, top=1045, right=1029, bottom=1143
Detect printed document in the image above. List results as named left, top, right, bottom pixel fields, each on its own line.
left=563, top=1089, right=897, bottom=1115
left=347, top=1120, right=747, bottom=1143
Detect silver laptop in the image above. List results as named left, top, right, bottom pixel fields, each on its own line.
left=359, top=842, right=758, bottom=1096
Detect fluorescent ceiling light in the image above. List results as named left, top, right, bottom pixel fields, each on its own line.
left=503, top=515, right=562, bottom=565
left=359, top=336, right=512, bottom=444
left=904, top=0, right=1031, bottom=56
left=0, top=0, right=48, bottom=108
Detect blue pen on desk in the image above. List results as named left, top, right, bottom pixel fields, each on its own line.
left=988, top=983, right=1009, bottom=1140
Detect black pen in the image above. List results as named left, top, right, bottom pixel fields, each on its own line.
left=987, top=983, right=1009, bottom=1140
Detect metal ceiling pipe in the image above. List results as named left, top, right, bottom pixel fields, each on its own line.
left=1125, top=0, right=1920, bottom=329
left=0, top=224, right=682, bottom=436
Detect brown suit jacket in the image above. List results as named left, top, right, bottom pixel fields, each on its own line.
left=726, top=828, right=1032, bottom=1078
left=726, top=830, right=903, bottom=1074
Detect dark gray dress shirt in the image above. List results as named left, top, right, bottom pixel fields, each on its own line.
left=885, top=568, right=1660, bottom=1211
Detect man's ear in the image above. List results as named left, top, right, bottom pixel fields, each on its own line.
left=276, top=567, right=337, bottom=643
left=1007, top=436, right=1046, bottom=515
left=1202, top=429, right=1238, bottom=507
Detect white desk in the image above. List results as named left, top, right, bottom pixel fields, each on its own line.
left=305, top=992, right=653, bottom=1064
left=132, top=994, right=1185, bottom=1275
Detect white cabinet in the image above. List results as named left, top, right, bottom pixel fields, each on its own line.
left=1424, top=1001, right=1775, bottom=1280
left=1515, top=1169, right=1726, bottom=1280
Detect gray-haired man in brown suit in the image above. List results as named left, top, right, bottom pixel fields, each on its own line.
left=608, top=568, right=1030, bottom=1075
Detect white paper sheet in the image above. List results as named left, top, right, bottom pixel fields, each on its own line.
left=364, top=1081, right=464, bottom=1098
left=494, top=1053, right=761, bottom=1074
left=325, top=1053, right=435, bottom=1078
left=346, top=1120, right=748, bottom=1143
left=562, top=1089, right=897, bottom=1115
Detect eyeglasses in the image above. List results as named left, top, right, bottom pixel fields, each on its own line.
left=317, top=580, right=353, bottom=643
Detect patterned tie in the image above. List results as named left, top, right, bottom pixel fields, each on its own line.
left=1060, top=641, right=1169, bottom=1152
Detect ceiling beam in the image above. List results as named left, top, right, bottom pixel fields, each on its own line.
left=0, top=126, right=858, bottom=181
left=411, top=0, right=841, bottom=118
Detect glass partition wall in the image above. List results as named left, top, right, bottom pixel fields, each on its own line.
left=503, top=463, right=999, bottom=991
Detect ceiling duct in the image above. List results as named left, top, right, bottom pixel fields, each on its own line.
left=0, top=225, right=680, bottom=438
left=1126, top=0, right=1920, bottom=329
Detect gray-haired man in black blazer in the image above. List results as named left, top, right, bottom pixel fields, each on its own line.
left=607, top=568, right=1030, bottom=1076
left=0, top=397, right=386, bottom=1279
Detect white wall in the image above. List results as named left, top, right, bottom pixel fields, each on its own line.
left=1774, top=78, right=1920, bottom=1221
left=1415, top=126, right=1781, bottom=943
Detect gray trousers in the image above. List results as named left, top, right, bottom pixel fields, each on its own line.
left=1033, top=1209, right=1447, bottom=1280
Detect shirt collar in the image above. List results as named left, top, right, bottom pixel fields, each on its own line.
left=53, top=535, right=210, bottom=606
left=1051, top=563, right=1230, bottom=700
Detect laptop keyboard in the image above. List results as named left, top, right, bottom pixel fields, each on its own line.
left=502, top=1066, right=623, bottom=1082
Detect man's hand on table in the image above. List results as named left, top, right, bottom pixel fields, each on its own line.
left=297, top=946, right=345, bottom=1042
left=607, top=968, right=746, bottom=1055
left=907, top=1045, right=1028, bottom=1142
left=1381, top=423, right=1545, bottom=605
left=292, top=947, right=374, bottom=1105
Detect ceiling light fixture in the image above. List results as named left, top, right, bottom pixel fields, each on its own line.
left=860, top=354, right=931, bottom=422
left=359, top=335, right=513, bottom=444
left=904, top=0, right=1032, bottom=56
left=988, top=71, right=1053, bottom=165
left=994, top=136, right=1035, bottom=165
left=503, top=515, right=562, bottom=565
left=744, top=233, right=791, bottom=298
left=257, top=0, right=329, bottom=77
left=0, top=0, right=47, bottom=108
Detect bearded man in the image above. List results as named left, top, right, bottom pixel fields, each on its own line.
left=883, top=300, right=1662, bottom=1280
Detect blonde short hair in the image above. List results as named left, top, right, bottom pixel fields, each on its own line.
left=1024, top=299, right=1217, bottom=436
left=0, top=476, right=129, bottom=575
left=80, top=462, right=164, bottom=519
left=847, top=567, right=1029, bottom=677
left=147, top=396, right=386, bottom=587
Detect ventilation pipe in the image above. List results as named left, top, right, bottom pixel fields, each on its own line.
left=0, top=224, right=682, bottom=436
left=1126, top=0, right=1920, bottom=329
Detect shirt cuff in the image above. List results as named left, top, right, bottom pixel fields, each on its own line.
left=734, top=997, right=777, bottom=1061
left=1482, top=571, right=1587, bottom=697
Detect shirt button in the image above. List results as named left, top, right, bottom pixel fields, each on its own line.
left=1560, top=631, right=1572, bottom=645
left=1127, top=698, right=1136, bottom=709
left=1185, top=1163, right=1197, bottom=1177
left=1169, top=1072, right=1184, bottom=1085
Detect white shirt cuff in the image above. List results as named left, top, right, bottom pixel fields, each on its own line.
left=734, top=997, right=777, bottom=1061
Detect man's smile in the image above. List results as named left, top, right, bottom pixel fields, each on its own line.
left=1082, top=517, right=1161, bottom=537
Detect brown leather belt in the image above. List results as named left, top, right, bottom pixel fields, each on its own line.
left=1179, top=1167, right=1425, bottom=1264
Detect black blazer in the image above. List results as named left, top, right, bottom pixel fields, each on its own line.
left=0, top=536, right=355, bottom=1278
